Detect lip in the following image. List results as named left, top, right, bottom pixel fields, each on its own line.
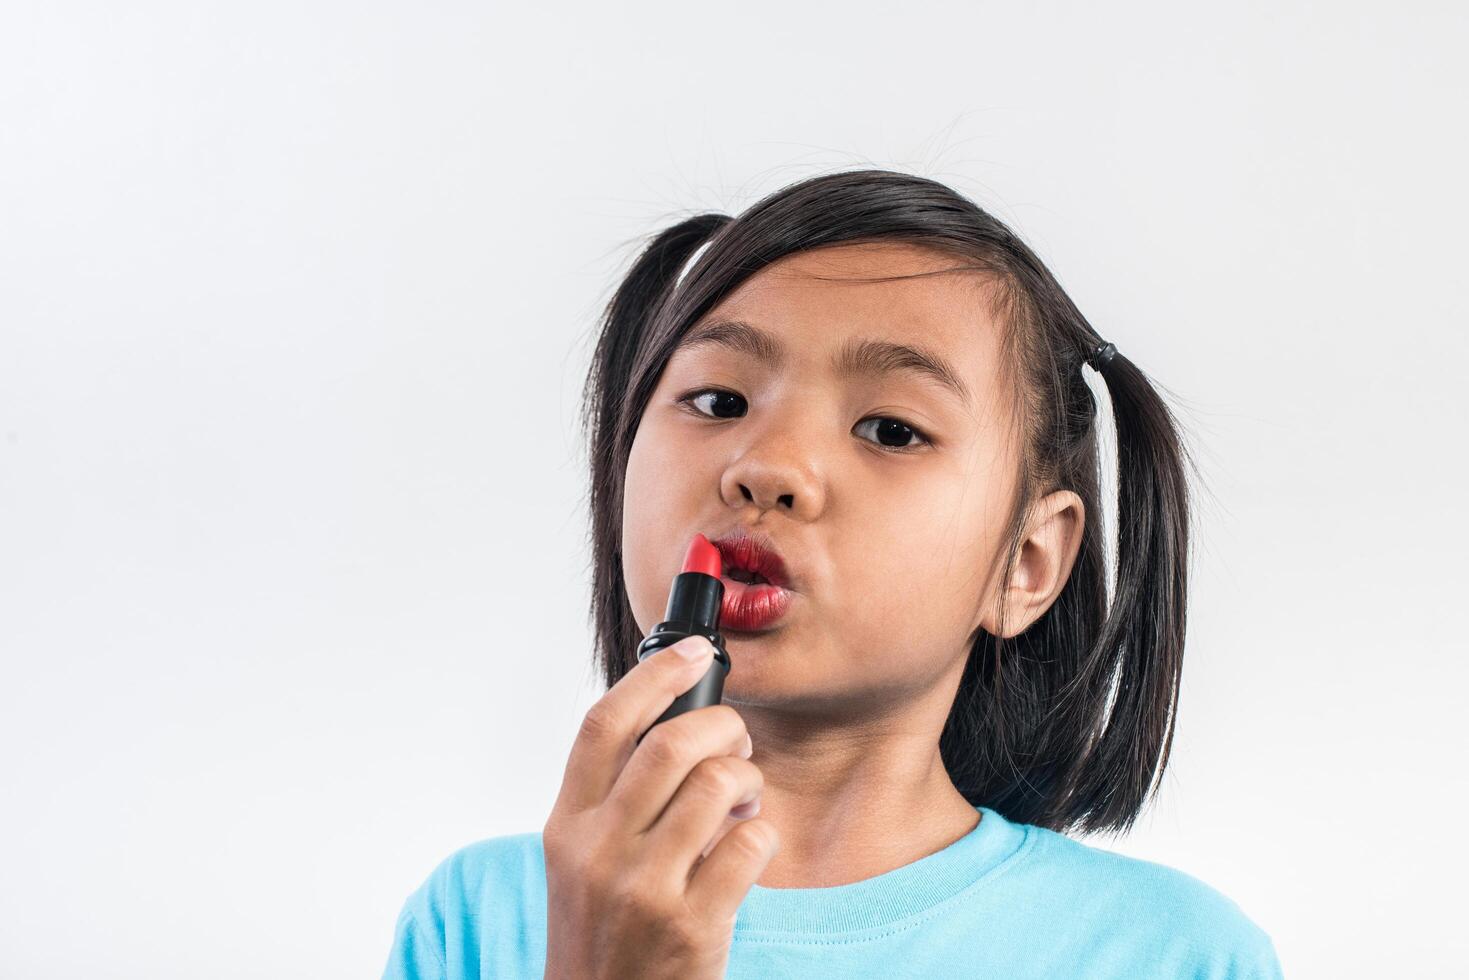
left=709, top=529, right=797, bottom=631
left=710, top=529, right=795, bottom=590
left=719, top=577, right=793, bottom=632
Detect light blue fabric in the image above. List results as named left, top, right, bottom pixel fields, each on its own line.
left=381, top=805, right=1283, bottom=978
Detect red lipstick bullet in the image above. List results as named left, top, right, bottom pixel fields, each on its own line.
left=635, top=533, right=731, bottom=741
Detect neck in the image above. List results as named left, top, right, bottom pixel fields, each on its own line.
left=733, top=702, right=981, bottom=890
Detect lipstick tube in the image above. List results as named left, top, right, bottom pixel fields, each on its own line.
left=636, top=534, right=731, bottom=741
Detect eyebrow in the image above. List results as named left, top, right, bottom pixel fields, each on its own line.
left=674, top=318, right=974, bottom=409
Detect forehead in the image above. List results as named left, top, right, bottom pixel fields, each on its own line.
left=681, top=242, right=1008, bottom=401
left=717, top=243, right=993, bottom=347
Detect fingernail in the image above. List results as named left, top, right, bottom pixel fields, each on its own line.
left=673, top=636, right=713, bottom=661
left=739, top=734, right=753, bottom=759
left=730, top=797, right=760, bottom=820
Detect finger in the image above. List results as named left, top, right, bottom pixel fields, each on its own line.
left=605, top=704, right=751, bottom=833
left=553, top=636, right=717, bottom=813
left=685, top=817, right=780, bottom=925
left=697, top=804, right=755, bottom=864
left=644, top=755, right=763, bottom=880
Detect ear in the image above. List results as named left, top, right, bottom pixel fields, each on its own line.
left=977, top=490, right=1086, bottom=639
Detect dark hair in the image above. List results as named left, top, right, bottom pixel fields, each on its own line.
left=577, top=169, right=1196, bottom=837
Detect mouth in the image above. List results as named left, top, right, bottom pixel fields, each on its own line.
left=709, top=529, right=797, bottom=632
left=710, top=529, right=794, bottom=591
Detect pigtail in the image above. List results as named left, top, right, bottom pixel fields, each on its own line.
left=941, top=334, right=1195, bottom=837
left=1057, top=349, right=1192, bottom=834
left=580, top=214, right=731, bottom=687
left=940, top=296, right=1192, bottom=834
left=977, top=344, right=1194, bottom=836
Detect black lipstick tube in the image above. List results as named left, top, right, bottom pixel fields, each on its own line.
left=635, top=569, right=730, bottom=742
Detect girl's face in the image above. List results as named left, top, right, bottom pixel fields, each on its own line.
left=622, top=242, right=1077, bottom=718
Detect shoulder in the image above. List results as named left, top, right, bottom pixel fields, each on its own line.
left=1015, top=823, right=1283, bottom=978
left=387, top=832, right=547, bottom=976
left=421, top=832, right=545, bottom=897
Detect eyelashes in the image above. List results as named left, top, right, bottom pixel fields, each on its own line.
left=675, top=388, right=933, bottom=453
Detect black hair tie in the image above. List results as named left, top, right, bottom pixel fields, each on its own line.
left=1086, top=341, right=1118, bottom=369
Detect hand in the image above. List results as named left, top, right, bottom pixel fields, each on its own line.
left=542, top=636, right=777, bottom=980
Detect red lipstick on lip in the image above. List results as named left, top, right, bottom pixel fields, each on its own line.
left=721, top=578, right=794, bottom=632
left=635, top=533, right=731, bottom=742
left=713, top=532, right=795, bottom=632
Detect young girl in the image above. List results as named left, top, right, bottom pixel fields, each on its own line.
left=381, top=169, right=1283, bottom=979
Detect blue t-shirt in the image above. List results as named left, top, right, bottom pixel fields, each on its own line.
left=381, top=805, right=1283, bottom=978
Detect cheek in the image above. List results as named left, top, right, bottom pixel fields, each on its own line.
left=835, top=472, right=1002, bottom=653
left=620, top=417, right=706, bottom=635
left=623, top=413, right=689, bottom=518
left=620, top=431, right=665, bottom=634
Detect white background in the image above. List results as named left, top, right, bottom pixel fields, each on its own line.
left=3, top=2, right=1465, bottom=977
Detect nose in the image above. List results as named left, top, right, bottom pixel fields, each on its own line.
left=718, top=432, right=827, bottom=522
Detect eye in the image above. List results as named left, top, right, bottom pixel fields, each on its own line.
left=680, top=389, right=747, bottom=419
left=854, top=416, right=931, bottom=452
left=677, top=389, right=932, bottom=454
